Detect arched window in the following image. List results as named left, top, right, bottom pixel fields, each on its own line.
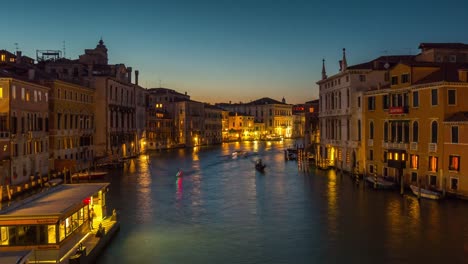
left=412, top=121, right=418, bottom=142
left=384, top=122, right=389, bottom=141
left=369, top=121, right=374, bottom=139
left=431, top=121, right=438, bottom=143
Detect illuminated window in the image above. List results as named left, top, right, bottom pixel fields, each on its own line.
left=0, top=54, right=5, bottom=61
left=388, top=152, right=393, bottom=160
left=0, top=87, right=3, bottom=99
left=26, top=91, right=30, bottom=102
left=429, top=156, right=438, bottom=172
left=394, top=153, right=399, bottom=161
left=309, top=107, right=314, bottom=113
left=449, top=155, right=460, bottom=171
left=410, top=155, right=419, bottom=169
left=21, top=88, right=25, bottom=100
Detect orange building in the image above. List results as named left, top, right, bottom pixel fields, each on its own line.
left=364, top=58, right=468, bottom=193
left=443, top=112, right=468, bottom=197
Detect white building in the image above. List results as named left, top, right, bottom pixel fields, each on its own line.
left=317, top=49, right=413, bottom=174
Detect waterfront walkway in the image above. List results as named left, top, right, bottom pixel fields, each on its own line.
left=60, top=214, right=120, bottom=264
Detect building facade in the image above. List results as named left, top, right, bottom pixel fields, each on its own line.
left=0, top=75, right=50, bottom=186
left=364, top=60, right=468, bottom=192
left=44, top=79, right=95, bottom=172
left=317, top=49, right=413, bottom=173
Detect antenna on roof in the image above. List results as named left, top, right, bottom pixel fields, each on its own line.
left=63, top=40, right=66, bottom=59
left=159, top=79, right=162, bottom=88
left=14, top=43, right=18, bottom=53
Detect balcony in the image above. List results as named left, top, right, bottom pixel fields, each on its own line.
left=389, top=106, right=409, bottom=115
left=382, top=141, right=408, bottom=150
left=428, top=143, right=437, bottom=153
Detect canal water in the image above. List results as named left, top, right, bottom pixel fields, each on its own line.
left=97, top=140, right=468, bottom=264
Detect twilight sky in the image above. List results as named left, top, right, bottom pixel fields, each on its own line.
left=2, top=0, right=468, bottom=104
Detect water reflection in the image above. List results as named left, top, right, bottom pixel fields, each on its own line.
left=326, top=170, right=338, bottom=239
left=99, top=140, right=468, bottom=264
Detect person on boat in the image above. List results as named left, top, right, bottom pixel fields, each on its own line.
left=176, top=168, right=183, bottom=177
left=257, top=159, right=263, bottom=166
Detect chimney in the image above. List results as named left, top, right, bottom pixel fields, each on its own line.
left=135, top=70, right=139, bottom=85
left=127, top=67, right=132, bottom=83
left=28, top=69, right=35, bottom=80
left=16, top=51, right=22, bottom=64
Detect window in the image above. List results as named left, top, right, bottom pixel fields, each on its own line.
left=357, top=97, right=361, bottom=108
left=448, top=89, right=456, bottom=105
left=429, top=175, right=437, bottom=186
left=410, top=155, right=419, bottom=169
left=384, top=122, right=388, bottom=141
left=431, top=89, right=438, bottom=106
left=34, top=90, right=37, bottom=102
left=449, top=155, right=460, bottom=171
left=431, top=121, right=438, bottom=143
left=401, top=73, right=410, bottom=83
left=0, top=87, right=3, bottom=99
left=451, top=126, right=459, bottom=143
left=412, top=91, right=419, bottom=107
left=391, top=76, right=398, bottom=85
left=383, top=151, right=388, bottom=162
left=369, top=121, right=374, bottom=139
left=359, top=75, right=366, bottom=82
left=383, top=95, right=389, bottom=110
left=449, top=55, right=457, bottom=62
left=412, top=121, right=418, bottom=142
left=429, top=156, right=438, bottom=172
left=369, top=149, right=373, bottom=161
left=368, top=97, right=375, bottom=110
left=411, top=172, right=417, bottom=182
left=21, top=88, right=25, bottom=100
left=451, top=178, right=458, bottom=190
left=357, top=120, right=361, bottom=141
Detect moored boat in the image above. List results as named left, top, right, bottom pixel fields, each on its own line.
left=410, top=185, right=442, bottom=200
left=365, top=176, right=396, bottom=189
left=72, top=171, right=108, bottom=180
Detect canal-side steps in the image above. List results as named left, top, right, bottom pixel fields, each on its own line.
left=61, top=215, right=121, bottom=264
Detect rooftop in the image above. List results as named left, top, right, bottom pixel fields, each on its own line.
left=0, top=183, right=109, bottom=217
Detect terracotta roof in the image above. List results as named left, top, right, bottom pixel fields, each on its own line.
left=419, top=43, right=468, bottom=50
left=412, top=63, right=468, bottom=84
left=445, top=112, right=468, bottom=122
left=347, top=55, right=415, bottom=70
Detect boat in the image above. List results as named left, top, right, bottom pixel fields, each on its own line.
left=71, top=171, right=108, bottom=180
left=255, top=163, right=266, bottom=172
left=285, top=148, right=297, bottom=160
left=410, top=185, right=442, bottom=200
left=365, top=176, right=396, bottom=189
left=176, top=170, right=183, bottom=177
left=255, top=160, right=266, bottom=172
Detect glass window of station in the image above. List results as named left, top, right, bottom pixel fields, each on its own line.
left=0, top=200, right=93, bottom=247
